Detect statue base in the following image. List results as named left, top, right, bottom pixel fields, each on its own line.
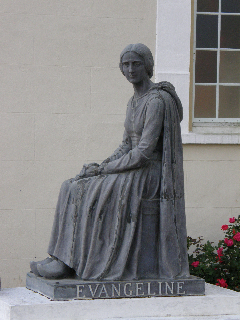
left=26, top=272, right=205, bottom=300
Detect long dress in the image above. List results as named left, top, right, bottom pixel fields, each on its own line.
left=48, top=83, right=189, bottom=280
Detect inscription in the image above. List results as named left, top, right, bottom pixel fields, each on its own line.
left=177, top=281, right=185, bottom=294
left=112, top=283, right=120, bottom=297
left=76, top=281, right=186, bottom=299
left=88, top=284, right=99, bottom=297
left=26, top=272, right=205, bottom=300
left=165, top=282, right=174, bottom=295
left=124, top=283, right=133, bottom=296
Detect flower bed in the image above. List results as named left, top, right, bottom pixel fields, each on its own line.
left=188, top=215, right=240, bottom=291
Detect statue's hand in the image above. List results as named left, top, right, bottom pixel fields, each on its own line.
left=84, top=165, right=99, bottom=177
left=87, top=162, right=99, bottom=168
left=75, top=163, right=99, bottom=180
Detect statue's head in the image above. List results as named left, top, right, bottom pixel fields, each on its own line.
left=119, top=43, right=154, bottom=79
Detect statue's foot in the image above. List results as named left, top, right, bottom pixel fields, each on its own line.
left=37, top=259, right=71, bottom=279
left=175, top=272, right=191, bottom=279
left=30, top=257, right=53, bottom=277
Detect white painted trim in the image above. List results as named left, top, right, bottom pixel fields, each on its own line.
left=182, top=133, right=240, bottom=144
left=155, top=0, right=240, bottom=144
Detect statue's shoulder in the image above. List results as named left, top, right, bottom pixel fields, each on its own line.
left=145, top=88, right=165, bottom=114
left=152, top=82, right=175, bottom=98
left=149, top=82, right=178, bottom=104
left=155, top=81, right=183, bottom=122
left=127, top=96, right=133, bottom=106
left=146, top=85, right=165, bottom=104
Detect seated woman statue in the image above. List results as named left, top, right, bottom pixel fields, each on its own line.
left=30, top=43, right=189, bottom=280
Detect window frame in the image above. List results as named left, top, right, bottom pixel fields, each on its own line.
left=193, top=0, right=240, bottom=123
left=155, top=0, right=240, bottom=144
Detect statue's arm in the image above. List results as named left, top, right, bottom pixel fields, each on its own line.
left=75, top=127, right=131, bottom=180
left=100, top=130, right=131, bottom=165
left=100, top=96, right=164, bottom=174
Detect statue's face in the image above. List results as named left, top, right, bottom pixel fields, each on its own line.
left=121, top=51, right=148, bottom=84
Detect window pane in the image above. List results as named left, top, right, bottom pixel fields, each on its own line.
left=222, top=0, right=240, bottom=13
left=197, top=0, right=219, bottom=12
left=219, top=86, right=240, bottom=118
left=195, top=50, right=217, bottom=83
left=195, top=86, right=216, bottom=118
left=220, top=51, right=240, bottom=83
left=196, top=15, right=218, bottom=48
left=221, top=16, right=240, bottom=49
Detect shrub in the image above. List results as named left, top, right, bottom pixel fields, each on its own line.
left=188, top=214, right=240, bottom=291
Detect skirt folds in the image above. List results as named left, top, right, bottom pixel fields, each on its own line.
left=48, top=160, right=161, bottom=280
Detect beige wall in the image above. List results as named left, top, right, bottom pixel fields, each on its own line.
left=184, top=145, right=240, bottom=244
left=0, top=0, right=157, bottom=288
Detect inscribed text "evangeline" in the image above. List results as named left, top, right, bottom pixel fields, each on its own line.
left=76, top=281, right=186, bottom=299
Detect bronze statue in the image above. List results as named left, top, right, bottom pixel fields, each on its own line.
left=30, top=43, right=189, bottom=281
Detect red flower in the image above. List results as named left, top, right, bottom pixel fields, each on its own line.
left=191, top=261, right=200, bottom=268
left=216, top=247, right=223, bottom=262
left=217, top=247, right=223, bottom=257
left=229, top=217, right=235, bottom=223
left=221, top=225, right=228, bottom=230
left=233, top=229, right=236, bottom=234
left=233, top=232, right=240, bottom=242
left=216, top=278, right=228, bottom=288
left=224, top=238, right=234, bottom=247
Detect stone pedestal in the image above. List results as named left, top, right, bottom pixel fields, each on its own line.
left=0, top=283, right=240, bottom=320
left=26, top=272, right=205, bottom=300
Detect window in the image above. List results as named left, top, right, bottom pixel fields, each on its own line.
left=193, top=0, right=240, bottom=123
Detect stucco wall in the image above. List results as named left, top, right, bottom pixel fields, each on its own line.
left=0, top=0, right=157, bottom=288
left=184, top=145, right=240, bottom=244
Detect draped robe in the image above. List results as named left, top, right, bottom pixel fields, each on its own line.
left=48, top=82, right=189, bottom=280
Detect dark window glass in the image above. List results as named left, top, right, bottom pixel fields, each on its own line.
left=195, top=86, right=216, bottom=118
left=221, top=16, right=240, bottom=49
left=196, top=15, right=218, bottom=48
left=222, top=0, right=240, bottom=13
left=220, top=51, right=240, bottom=83
left=197, top=0, right=219, bottom=12
left=195, top=50, right=217, bottom=83
left=219, top=86, right=240, bottom=118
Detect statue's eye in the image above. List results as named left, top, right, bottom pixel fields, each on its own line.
left=123, top=62, right=129, bottom=67
left=134, top=62, right=141, bottom=67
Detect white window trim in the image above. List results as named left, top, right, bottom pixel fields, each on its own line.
left=155, top=0, right=240, bottom=144
left=193, top=0, right=240, bottom=123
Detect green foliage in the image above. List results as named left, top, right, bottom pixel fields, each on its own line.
left=188, top=214, right=240, bottom=291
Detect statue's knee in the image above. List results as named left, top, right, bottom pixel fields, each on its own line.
left=60, top=179, right=73, bottom=193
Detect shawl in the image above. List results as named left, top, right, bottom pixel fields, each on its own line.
left=157, top=81, right=189, bottom=278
